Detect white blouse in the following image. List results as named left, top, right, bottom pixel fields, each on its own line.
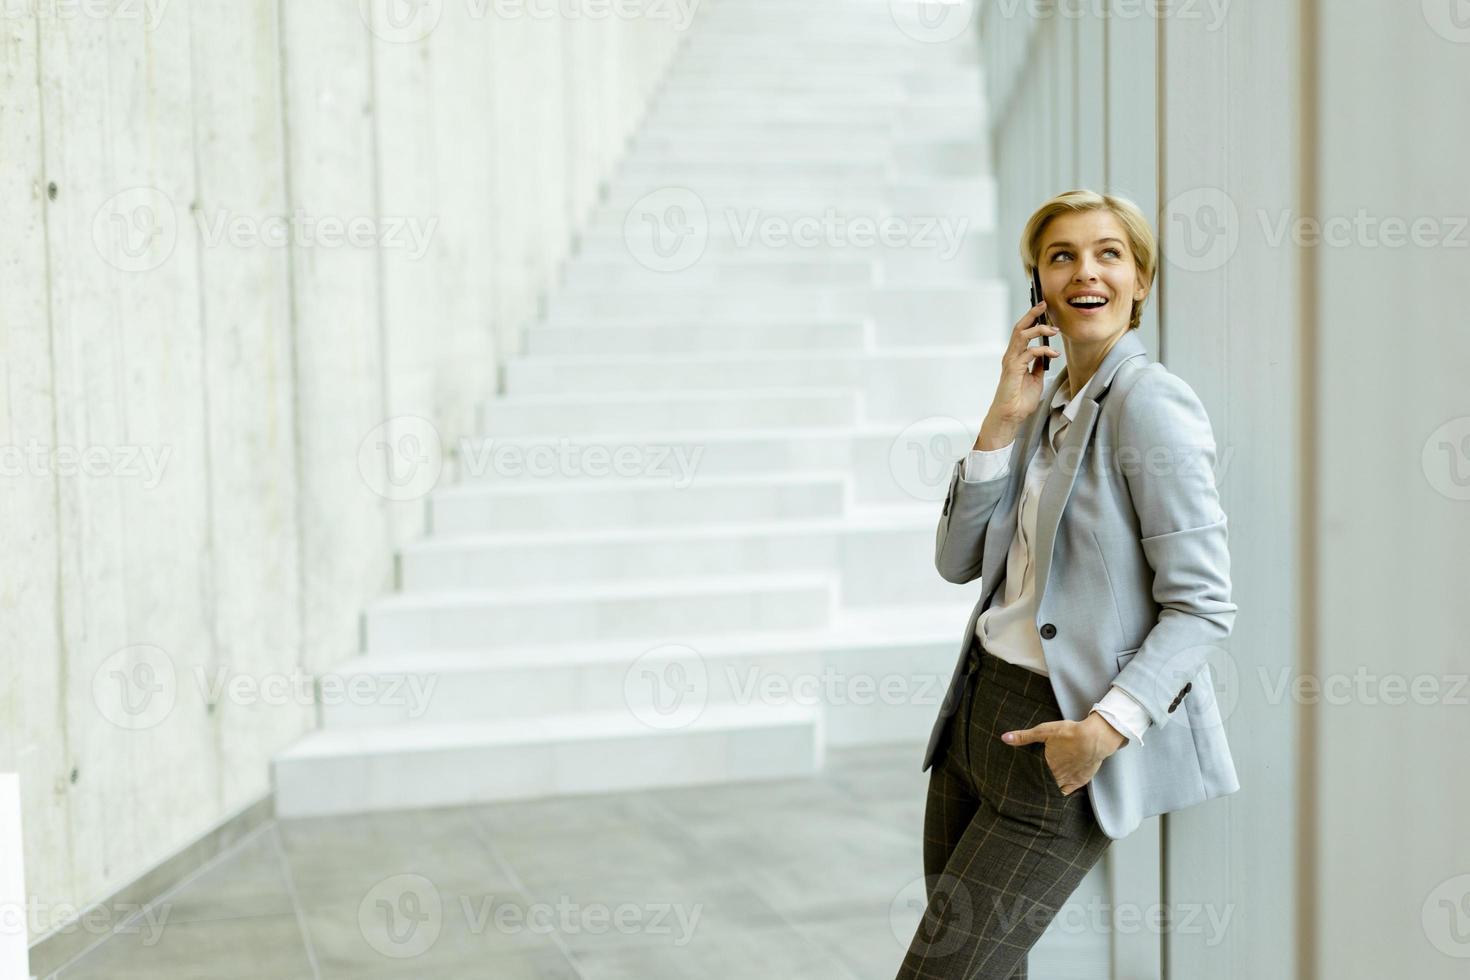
left=962, top=371, right=1153, bottom=745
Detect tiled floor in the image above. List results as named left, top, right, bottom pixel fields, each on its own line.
left=47, top=745, right=1111, bottom=979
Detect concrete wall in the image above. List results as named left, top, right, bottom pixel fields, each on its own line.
left=0, top=0, right=685, bottom=944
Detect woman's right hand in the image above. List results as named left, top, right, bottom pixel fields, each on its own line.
left=971, top=300, right=1060, bottom=451
left=988, top=300, right=1061, bottom=426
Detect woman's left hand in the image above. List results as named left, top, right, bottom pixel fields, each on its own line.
left=1000, top=713, right=1127, bottom=796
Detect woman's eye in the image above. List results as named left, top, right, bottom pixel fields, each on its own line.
left=1103, top=247, right=1122, bottom=258
left=1050, top=251, right=1070, bottom=262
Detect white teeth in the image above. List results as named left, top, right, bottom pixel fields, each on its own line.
left=1070, top=296, right=1107, bottom=306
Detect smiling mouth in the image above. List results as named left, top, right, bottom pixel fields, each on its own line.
left=1067, top=296, right=1109, bottom=310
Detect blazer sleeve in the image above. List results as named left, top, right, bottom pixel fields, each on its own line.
left=934, top=445, right=1013, bottom=585
left=1108, top=368, right=1238, bottom=730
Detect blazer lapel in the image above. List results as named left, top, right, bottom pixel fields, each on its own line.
left=976, top=368, right=1069, bottom=611
left=1031, top=329, right=1150, bottom=604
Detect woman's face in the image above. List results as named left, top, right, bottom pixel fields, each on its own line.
left=1035, top=210, right=1147, bottom=341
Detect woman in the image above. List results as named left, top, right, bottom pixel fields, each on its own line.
left=895, top=190, right=1240, bottom=979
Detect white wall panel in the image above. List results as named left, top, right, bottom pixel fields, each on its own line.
left=1313, top=4, right=1470, bottom=978
left=1160, top=1, right=1302, bottom=976
left=983, top=2, right=1302, bottom=977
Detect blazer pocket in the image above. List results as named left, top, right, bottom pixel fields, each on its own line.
left=1115, top=647, right=1141, bottom=673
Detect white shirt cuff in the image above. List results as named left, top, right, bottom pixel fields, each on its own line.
left=1090, top=685, right=1152, bottom=746
left=962, top=442, right=1014, bottom=483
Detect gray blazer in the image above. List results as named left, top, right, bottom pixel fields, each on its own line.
left=922, top=327, right=1240, bottom=840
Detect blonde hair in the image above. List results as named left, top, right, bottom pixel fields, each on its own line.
left=1020, top=189, right=1157, bottom=331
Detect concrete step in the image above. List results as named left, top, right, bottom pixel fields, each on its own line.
left=651, top=89, right=922, bottom=113
left=892, top=137, right=990, bottom=178
left=273, top=700, right=823, bottom=817
left=660, top=78, right=907, bottom=101
left=559, top=255, right=877, bottom=289
left=615, top=157, right=894, bottom=183
left=662, top=64, right=982, bottom=90
left=675, top=35, right=978, bottom=59
left=674, top=58, right=975, bottom=76
left=599, top=183, right=894, bottom=216
left=662, top=42, right=965, bottom=60
left=864, top=281, right=1010, bottom=343
left=632, top=119, right=897, bottom=145
left=621, top=137, right=986, bottom=168
left=664, top=59, right=978, bottom=84
left=474, top=386, right=862, bottom=433
left=532, top=284, right=1011, bottom=346
left=428, top=471, right=850, bottom=534
left=574, top=220, right=993, bottom=253
left=545, top=282, right=1001, bottom=321
left=680, top=16, right=905, bottom=35
left=648, top=73, right=982, bottom=100
left=569, top=224, right=995, bottom=266
left=630, top=130, right=896, bottom=157
left=671, top=35, right=961, bottom=52
left=623, top=134, right=976, bottom=159
left=403, top=508, right=961, bottom=607
left=523, top=319, right=868, bottom=355
left=364, top=571, right=837, bottom=652
left=544, top=283, right=861, bottom=321
left=643, top=101, right=983, bottom=130
left=650, top=86, right=981, bottom=111
left=594, top=175, right=997, bottom=226
left=502, top=347, right=1000, bottom=427
left=313, top=600, right=970, bottom=735
left=561, top=242, right=992, bottom=290
left=531, top=309, right=993, bottom=348
left=633, top=109, right=984, bottom=144
left=449, top=417, right=985, bottom=506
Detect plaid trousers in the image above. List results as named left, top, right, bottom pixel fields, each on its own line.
left=895, top=634, right=1114, bottom=979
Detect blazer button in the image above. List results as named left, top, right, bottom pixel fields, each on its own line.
left=1039, top=623, right=1057, bottom=639
left=1167, top=700, right=1179, bottom=713
left=1182, top=682, right=1193, bottom=696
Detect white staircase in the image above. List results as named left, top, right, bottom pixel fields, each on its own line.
left=273, top=0, right=1006, bottom=817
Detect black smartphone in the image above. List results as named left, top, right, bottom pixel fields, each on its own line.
left=1029, top=267, right=1050, bottom=373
